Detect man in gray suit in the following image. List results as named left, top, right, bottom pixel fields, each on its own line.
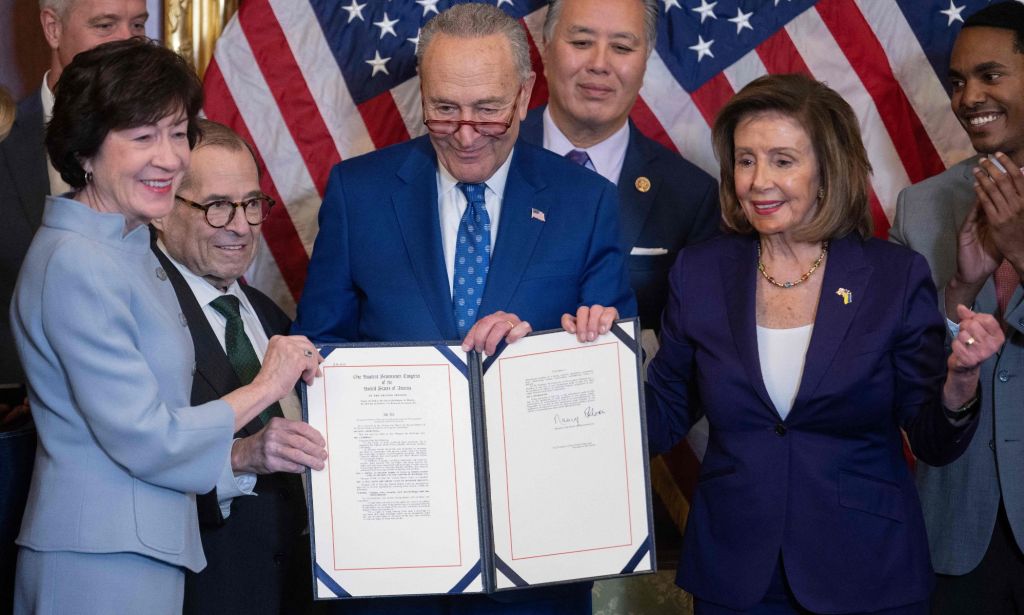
left=0, top=2, right=147, bottom=612
left=890, top=3, right=1024, bottom=612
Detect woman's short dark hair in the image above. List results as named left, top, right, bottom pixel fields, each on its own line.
left=46, top=37, right=204, bottom=190
left=712, top=73, right=873, bottom=242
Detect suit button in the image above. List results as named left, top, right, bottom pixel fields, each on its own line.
left=998, top=370, right=1011, bottom=383
left=155, top=267, right=167, bottom=281
left=774, top=424, right=786, bottom=436
left=990, top=439, right=996, bottom=451
left=274, top=553, right=286, bottom=566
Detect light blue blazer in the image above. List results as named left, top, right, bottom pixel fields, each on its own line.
left=10, top=197, right=234, bottom=572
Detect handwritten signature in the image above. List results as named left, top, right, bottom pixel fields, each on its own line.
left=553, top=406, right=606, bottom=427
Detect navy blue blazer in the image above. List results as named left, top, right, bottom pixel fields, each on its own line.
left=294, top=135, right=635, bottom=343
left=646, top=233, right=977, bottom=613
left=520, top=107, right=719, bottom=331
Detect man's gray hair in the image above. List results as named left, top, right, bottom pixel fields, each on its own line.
left=39, top=0, right=73, bottom=16
left=416, top=3, right=533, bottom=81
left=542, top=0, right=659, bottom=51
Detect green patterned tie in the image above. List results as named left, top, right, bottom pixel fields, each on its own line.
left=210, top=295, right=283, bottom=425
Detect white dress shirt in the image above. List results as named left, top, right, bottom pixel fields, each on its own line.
left=436, top=152, right=513, bottom=295
left=40, top=73, right=71, bottom=197
left=159, top=242, right=303, bottom=517
left=541, top=106, right=630, bottom=186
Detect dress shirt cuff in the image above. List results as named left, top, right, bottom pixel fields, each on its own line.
left=946, top=317, right=960, bottom=339
left=216, top=439, right=258, bottom=519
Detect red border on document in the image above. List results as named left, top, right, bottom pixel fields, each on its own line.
left=495, top=342, right=633, bottom=561
left=321, top=362, right=465, bottom=571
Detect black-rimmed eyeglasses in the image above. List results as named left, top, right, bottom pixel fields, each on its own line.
left=423, top=96, right=520, bottom=137
left=174, top=195, right=275, bottom=228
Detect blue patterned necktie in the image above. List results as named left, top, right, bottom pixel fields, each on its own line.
left=565, top=148, right=594, bottom=171
left=453, top=182, right=491, bottom=337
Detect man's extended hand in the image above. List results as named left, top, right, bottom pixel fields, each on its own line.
left=461, top=311, right=532, bottom=355
left=231, top=417, right=327, bottom=475
left=561, top=305, right=619, bottom=343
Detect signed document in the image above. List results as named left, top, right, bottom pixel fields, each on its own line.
left=304, top=320, right=653, bottom=599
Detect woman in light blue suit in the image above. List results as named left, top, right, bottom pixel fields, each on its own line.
left=10, top=39, right=321, bottom=615
left=647, top=74, right=1004, bottom=614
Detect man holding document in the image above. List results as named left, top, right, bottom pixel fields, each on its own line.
left=293, top=3, right=636, bottom=612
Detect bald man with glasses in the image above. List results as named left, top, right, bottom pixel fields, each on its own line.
left=152, top=119, right=326, bottom=615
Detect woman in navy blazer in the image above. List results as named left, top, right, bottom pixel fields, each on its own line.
left=646, top=74, right=1004, bottom=614
left=11, top=40, right=320, bottom=615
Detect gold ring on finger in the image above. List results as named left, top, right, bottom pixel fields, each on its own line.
left=966, top=337, right=976, bottom=346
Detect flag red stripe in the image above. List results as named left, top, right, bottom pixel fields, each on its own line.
left=815, top=0, right=946, bottom=184
left=523, top=19, right=550, bottom=111
left=357, top=92, right=412, bottom=150
left=689, top=72, right=736, bottom=127
left=237, top=0, right=340, bottom=195
left=203, top=60, right=310, bottom=301
left=630, top=96, right=679, bottom=153
left=756, top=27, right=812, bottom=76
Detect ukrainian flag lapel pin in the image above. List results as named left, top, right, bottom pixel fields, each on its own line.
left=835, top=288, right=852, bottom=305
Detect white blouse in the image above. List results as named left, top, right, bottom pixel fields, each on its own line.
left=756, top=324, right=814, bottom=420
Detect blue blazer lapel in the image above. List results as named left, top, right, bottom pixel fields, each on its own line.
left=480, top=146, right=546, bottom=317
left=617, top=123, right=658, bottom=253
left=393, top=141, right=459, bottom=339
left=723, top=237, right=777, bottom=415
left=794, top=234, right=872, bottom=409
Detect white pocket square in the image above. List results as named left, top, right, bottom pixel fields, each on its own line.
left=630, top=247, right=669, bottom=256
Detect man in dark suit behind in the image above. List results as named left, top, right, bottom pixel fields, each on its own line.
left=520, top=0, right=719, bottom=335
left=0, top=2, right=148, bottom=611
left=152, top=119, right=327, bottom=615
left=293, top=4, right=634, bottom=612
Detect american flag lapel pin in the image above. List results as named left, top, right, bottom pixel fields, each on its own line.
left=835, top=288, right=852, bottom=305
left=531, top=208, right=546, bottom=222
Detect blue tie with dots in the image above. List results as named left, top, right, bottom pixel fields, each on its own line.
left=453, top=182, right=491, bottom=337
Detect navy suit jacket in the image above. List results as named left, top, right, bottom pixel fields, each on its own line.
left=0, top=92, right=48, bottom=384
left=520, top=107, right=719, bottom=331
left=294, top=135, right=635, bottom=343
left=292, top=136, right=633, bottom=613
left=646, top=233, right=977, bottom=612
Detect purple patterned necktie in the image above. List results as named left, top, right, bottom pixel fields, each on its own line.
left=565, top=148, right=593, bottom=170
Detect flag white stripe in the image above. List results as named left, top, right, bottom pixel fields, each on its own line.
left=854, top=0, right=974, bottom=167
left=392, top=75, right=428, bottom=139
left=641, top=52, right=719, bottom=178
left=722, top=49, right=768, bottom=94
left=788, top=8, right=911, bottom=219
left=215, top=20, right=322, bottom=252
left=269, top=0, right=376, bottom=161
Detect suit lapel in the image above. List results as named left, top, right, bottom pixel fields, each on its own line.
left=480, top=147, right=546, bottom=317
left=723, top=237, right=777, bottom=415
left=393, top=141, right=459, bottom=339
left=792, top=235, right=872, bottom=409
left=152, top=242, right=242, bottom=401
left=617, top=124, right=657, bottom=252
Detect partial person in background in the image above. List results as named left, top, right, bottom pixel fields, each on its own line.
left=0, top=84, right=32, bottom=615
left=646, top=74, right=1002, bottom=614
left=890, top=3, right=1024, bottom=613
left=0, top=4, right=147, bottom=610
left=294, top=4, right=635, bottom=613
left=153, top=118, right=326, bottom=615
left=12, top=38, right=319, bottom=615
left=521, top=0, right=718, bottom=336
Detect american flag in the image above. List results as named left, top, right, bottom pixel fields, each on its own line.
left=203, top=0, right=979, bottom=534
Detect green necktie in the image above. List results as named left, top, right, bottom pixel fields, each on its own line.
left=210, top=294, right=283, bottom=425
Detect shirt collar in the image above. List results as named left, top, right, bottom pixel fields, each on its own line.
left=542, top=106, right=630, bottom=184
left=437, top=146, right=514, bottom=201
left=41, top=72, right=55, bottom=123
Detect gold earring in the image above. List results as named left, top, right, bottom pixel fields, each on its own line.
left=817, top=187, right=825, bottom=200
